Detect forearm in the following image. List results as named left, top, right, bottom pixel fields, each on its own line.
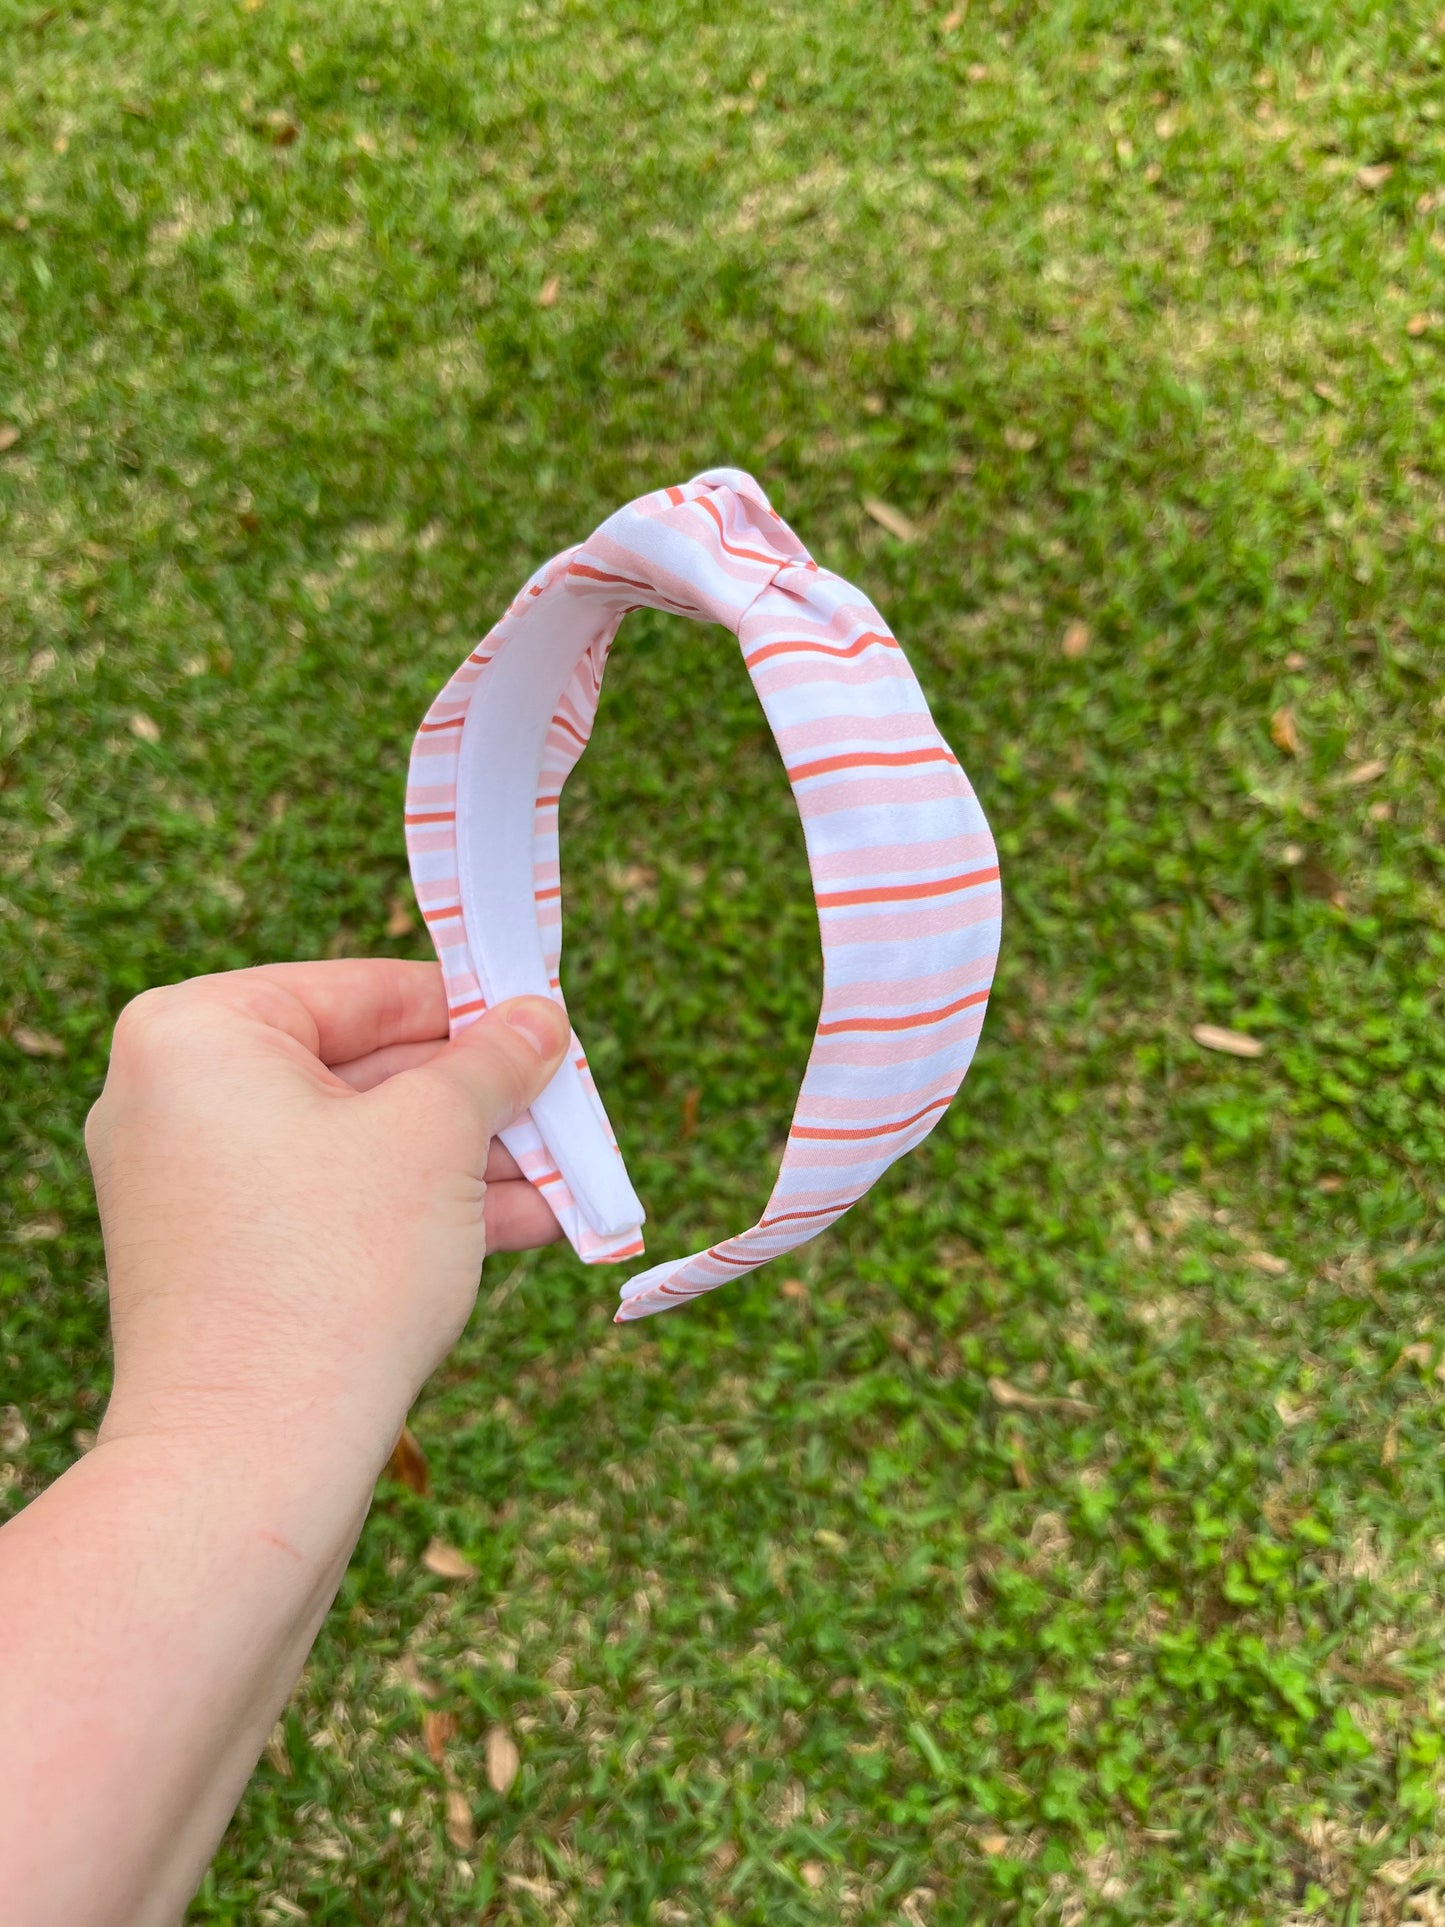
left=0, top=1427, right=379, bottom=1927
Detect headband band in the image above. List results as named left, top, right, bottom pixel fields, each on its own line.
left=405, top=470, right=1001, bottom=1320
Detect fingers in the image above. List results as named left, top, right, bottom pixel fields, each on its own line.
left=483, top=1178, right=563, bottom=1252
left=327, top=1038, right=447, bottom=1092
left=381, top=997, right=571, bottom=1151
left=154, top=960, right=450, bottom=1066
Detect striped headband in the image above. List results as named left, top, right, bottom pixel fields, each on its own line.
left=405, top=469, right=1001, bottom=1321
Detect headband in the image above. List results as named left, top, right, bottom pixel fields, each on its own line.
left=405, top=469, right=1001, bottom=1321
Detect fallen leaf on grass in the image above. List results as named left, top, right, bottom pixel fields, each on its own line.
left=1355, top=162, right=1393, bottom=191
left=1407, top=313, right=1432, bottom=337
left=1270, top=705, right=1300, bottom=755
left=1060, top=620, right=1090, bottom=659
left=486, top=1724, right=520, bottom=1793
left=1312, top=381, right=1342, bottom=407
left=940, top=5, right=966, bottom=29
left=421, top=1538, right=475, bottom=1580
left=1245, top=1251, right=1289, bottom=1276
left=444, top=1785, right=475, bottom=1850
left=385, top=894, right=415, bottom=937
left=17, top=1215, right=62, bottom=1241
left=987, top=1375, right=1096, bottom=1418
left=130, top=712, right=161, bottom=744
left=9, top=1024, right=64, bottom=1058
left=1342, top=758, right=1386, bottom=786
left=1191, top=1023, right=1264, bottom=1059
left=1273, top=1392, right=1314, bottom=1428
left=537, top=275, right=560, bottom=308
left=862, top=497, right=920, bottom=542
left=422, top=1709, right=458, bottom=1764
left=723, top=1719, right=749, bottom=1748
left=680, top=1087, right=700, bottom=1139
left=978, top=1832, right=1011, bottom=1856
left=779, top=1277, right=808, bottom=1301
left=801, top=1861, right=826, bottom=1889
left=0, top=424, right=20, bottom=453
left=387, top=1424, right=430, bottom=1494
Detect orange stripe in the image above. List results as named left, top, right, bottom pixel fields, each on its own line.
left=422, top=903, right=463, bottom=923
left=697, top=493, right=787, bottom=567
left=759, top=1205, right=839, bottom=1229
left=818, top=986, right=990, bottom=1035
left=744, top=629, right=898, bottom=670
left=570, top=562, right=655, bottom=593
left=418, top=714, right=465, bottom=732
left=611, top=1239, right=646, bottom=1259
left=791, top=746, right=957, bottom=783
left=450, top=996, right=487, bottom=1017
left=405, top=809, right=456, bottom=824
left=535, top=885, right=561, bottom=901
left=530, top=1168, right=563, bottom=1186
left=816, top=865, right=999, bottom=909
left=666, top=485, right=685, bottom=505
left=793, top=1096, right=951, bottom=1142
left=705, top=1248, right=758, bottom=1268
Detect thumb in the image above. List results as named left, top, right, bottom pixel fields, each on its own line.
left=406, top=996, right=571, bottom=1145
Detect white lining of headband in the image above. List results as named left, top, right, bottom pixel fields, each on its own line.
left=453, top=592, right=644, bottom=1240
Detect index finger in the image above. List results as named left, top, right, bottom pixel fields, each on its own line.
left=184, top=958, right=451, bottom=1066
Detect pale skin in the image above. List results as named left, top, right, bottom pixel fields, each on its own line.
left=0, top=959, right=571, bottom=1927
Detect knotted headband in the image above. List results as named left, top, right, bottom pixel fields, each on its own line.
left=405, top=469, right=1001, bottom=1321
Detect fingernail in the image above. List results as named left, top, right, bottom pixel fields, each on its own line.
left=500, top=996, right=569, bottom=1060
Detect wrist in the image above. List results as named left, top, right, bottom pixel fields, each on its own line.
left=98, top=1366, right=405, bottom=1512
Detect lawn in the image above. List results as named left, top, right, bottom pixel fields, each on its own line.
left=3, top=0, right=1445, bottom=1919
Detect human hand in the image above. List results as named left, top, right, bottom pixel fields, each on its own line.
left=85, top=959, right=569, bottom=1472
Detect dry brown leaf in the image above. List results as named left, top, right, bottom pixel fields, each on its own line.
left=978, top=1832, right=1011, bottom=1856
left=421, top=1538, right=475, bottom=1580
left=1392, top=1340, right=1434, bottom=1376
left=723, top=1719, right=750, bottom=1748
left=940, top=5, right=966, bottom=30
left=386, top=1424, right=430, bottom=1494
left=1343, top=758, right=1386, bottom=786
left=1284, top=649, right=1307, bottom=669
left=987, top=1375, right=1096, bottom=1418
left=1061, top=620, right=1090, bottom=659
left=1407, top=313, right=1432, bottom=337
left=1313, top=380, right=1342, bottom=407
left=862, top=497, right=920, bottom=543
left=17, top=1214, right=62, bottom=1242
left=1356, top=161, right=1394, bottom=190
left=394, top=1653, right=439, bottom=1699
left=422, top=1709, right=458, bottom=1764
left=779, top=1277, right=808, bottom=1301
left=680, top=1087, right=700, bottom=1139
left=801, top=1861, right=826, bottom=1889
left=1245, top=1250, right=1288, bottom=1276
left=1368, top=799, right=1392, bottom=822
left=538, top=275, right=560, bottom=308
left=1273, top=1392, right=1314, bottom=1428
left=1269, top=705, right=1300, bottom=756
left=266, top=111, right=300, bottom=146
left=0, top=424, right=20, bottom=453
left=486, top=1724, right=520, bottom=1793
left=1191, top=1023, right=1264, bottom=1059
left=130, top=712, right=161, bottom=744
left=10, top=1024, right=65, bottom=1058
left=444, top=1785, right=475, bottom=1850
left=385, top=894, right=415, bottom=937
left=966, top=61, right=988, bottom=81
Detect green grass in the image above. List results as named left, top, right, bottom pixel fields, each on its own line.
left=3, top=0, right=1445, bottom=1919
